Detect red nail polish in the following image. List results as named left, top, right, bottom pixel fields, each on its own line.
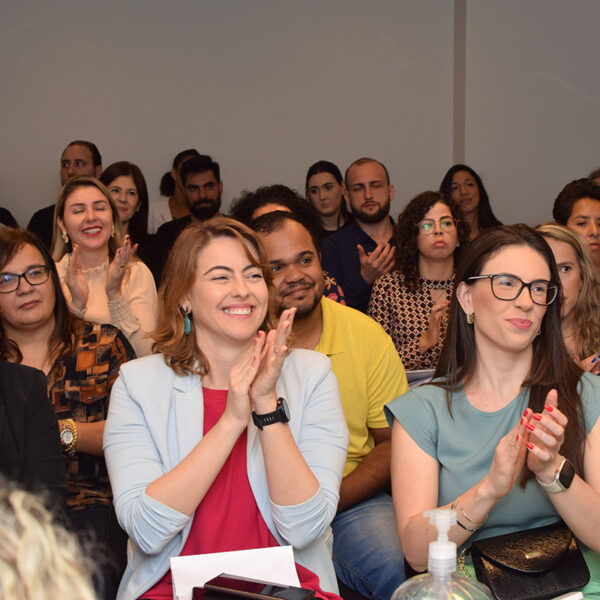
left=526, top=423, right=535, bottom=432
left=520, top=417, right=524, bottom=425
left=523, top=409, right=528, bottom=417
left=526, top=442, right=534, bottom=450
left=532, top=413, right=542, bottom=421
left=516, top=434, right=520, bottom=442
left=545, top=404, right=554, bottom=412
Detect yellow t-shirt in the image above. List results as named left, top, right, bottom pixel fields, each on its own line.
left=315, top=297, right=408, bottom=477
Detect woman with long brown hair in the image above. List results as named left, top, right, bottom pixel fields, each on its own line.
left=386, top=225, right=600, bottom=587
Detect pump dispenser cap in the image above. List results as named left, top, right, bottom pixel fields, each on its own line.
left=424, top=509, right=457, bottom=575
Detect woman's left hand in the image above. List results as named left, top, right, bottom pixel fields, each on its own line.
left=526, top=389, right=569, bottom=481
left=106, top=235, right=137, bottom=300
left=579, top=353, right=600, bottom=375
left=249, top=308, right=295, bottom=413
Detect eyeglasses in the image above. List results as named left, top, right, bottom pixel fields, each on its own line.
left=467, top=273, right=558, bottom=306
left=0, top=265, right=51, bottom=293
left=418, top=217, right=458, bottom=235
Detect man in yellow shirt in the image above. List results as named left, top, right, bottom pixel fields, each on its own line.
left=253, top=203, right=409, bottom=600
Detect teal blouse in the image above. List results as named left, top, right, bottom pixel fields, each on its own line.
left=385, top=373, right=600, bottom=544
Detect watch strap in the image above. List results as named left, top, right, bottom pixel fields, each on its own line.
left=536, top=458, right=574, bottom=493
left=252, top=398, right=289, bottom=430
left=60, top=418, right=78, bottom=456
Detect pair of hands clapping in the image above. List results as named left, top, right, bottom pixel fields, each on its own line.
left=485, top=389, right=568, bottom=500
left=66, top=235, right=136, bottom=312
left=225, top=308, right=296, bottom=426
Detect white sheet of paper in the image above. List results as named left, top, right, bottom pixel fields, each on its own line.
left=171, top=545, right=300, bottom=600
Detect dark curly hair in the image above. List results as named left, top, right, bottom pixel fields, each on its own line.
left=394, top=191, right=470, bottom=291
left=553, top=178, right=600, bottom=225
left=229, top=184, right=320, bottom=230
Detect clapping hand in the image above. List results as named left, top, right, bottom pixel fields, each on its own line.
left=250, top=308, right=296, bottom=413
left=106, top=235, right=137, bottom=300
left=483, top=409, right=531, bottom=500
left=525, top=389, right=568, bottom=481
left=357, top=242, right=395, bottom=284
left=226, top=308, right=295, bottom=424
left=66, top=244, right=89, bottom=312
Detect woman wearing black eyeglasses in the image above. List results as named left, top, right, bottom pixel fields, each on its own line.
left=386, top=225, right=600, bottom=588
left=0, top=228, right=135, bottom=600
left=368, top=191, right=469, bottom=371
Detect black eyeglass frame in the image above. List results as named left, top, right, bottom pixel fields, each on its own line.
left=0, top=265, right=51, bottom=293
left=466, top=273, right=559, bottom=306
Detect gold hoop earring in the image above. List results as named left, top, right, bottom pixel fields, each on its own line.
left=111, top=225, right=116, bottom=238
left=62, top=230, right=69, bottom=244
left=467, top=312, right=474, bottom=325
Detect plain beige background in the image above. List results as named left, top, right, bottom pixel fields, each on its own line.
left=1, top=1, right=598, bottom=228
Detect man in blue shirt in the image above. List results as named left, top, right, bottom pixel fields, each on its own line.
left=320, top=157, right=396, bottom=312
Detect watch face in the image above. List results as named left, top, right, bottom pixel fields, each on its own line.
left=559, top=459, right=576, bottom=489
left=61, top=429, right=74, bottom=445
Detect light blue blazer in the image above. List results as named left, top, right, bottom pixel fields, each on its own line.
left=104, top=350, right=349, bottom=600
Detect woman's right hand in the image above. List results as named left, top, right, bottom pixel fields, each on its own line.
left=66, top=245, right=89, bottom=312
left=482, top=409, right=531, bottom=500
left=418, top=298, right=450, bottom=353
left=224, top=334, right=265, bottom=426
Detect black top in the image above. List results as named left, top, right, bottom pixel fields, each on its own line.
left=27, top=204, right=55, bottom=250
left=0, top=207, right=18, bottom=228
left=0, top=361, right=66, bottom=504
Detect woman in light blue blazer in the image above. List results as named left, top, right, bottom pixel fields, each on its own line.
left=103, top=217, right=349, bottom=600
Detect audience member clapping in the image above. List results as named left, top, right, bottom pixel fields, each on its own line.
left=386, top=226, right=600, bottom=585
left=369, top=191, right=469, bottom=371
left=51, top=175, right=157, bottom=356
left=103, top=218, right=348, bottom=600
left=439, top=164, right=502, bottom=240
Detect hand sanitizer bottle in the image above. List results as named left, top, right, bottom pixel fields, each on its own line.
left=391, top=509, right=493, bottom=600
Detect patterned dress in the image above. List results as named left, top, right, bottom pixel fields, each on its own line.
left=368, top=271, right=455, bottom=371
left=48, top=321, right=134, bottom=510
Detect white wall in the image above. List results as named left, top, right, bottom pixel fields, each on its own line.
left=464, top=1, right=600, bottom=226
left=0, top=0, right=454, bottom=227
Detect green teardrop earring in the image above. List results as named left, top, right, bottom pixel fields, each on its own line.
left=182, top=308, right=192, bottom=335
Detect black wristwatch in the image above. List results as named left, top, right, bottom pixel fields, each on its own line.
left=536, top=458, right=576, bottom=493
left=252, top=397, right=290, bottom=430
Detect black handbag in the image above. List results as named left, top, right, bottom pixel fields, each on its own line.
left=468, top=521, right=589, bottom=600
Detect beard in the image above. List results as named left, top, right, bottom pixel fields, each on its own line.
left=350, top=196, right=391, bottom=224
left=276, top=278, right=324, bottom=320
left=189, top=197, right=222, bottom=220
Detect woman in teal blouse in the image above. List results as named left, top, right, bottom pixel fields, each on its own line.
left=386, top=225, right=600, bottom=587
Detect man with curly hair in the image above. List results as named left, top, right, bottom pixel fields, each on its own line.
left=253, top=208, right=409, bottom=600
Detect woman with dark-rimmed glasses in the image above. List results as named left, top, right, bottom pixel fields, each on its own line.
left=369, top=191, right=469, bottom=371
left=0, top=228, right=135, bottom=600
left=386, top=225, right=600, bottom=592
